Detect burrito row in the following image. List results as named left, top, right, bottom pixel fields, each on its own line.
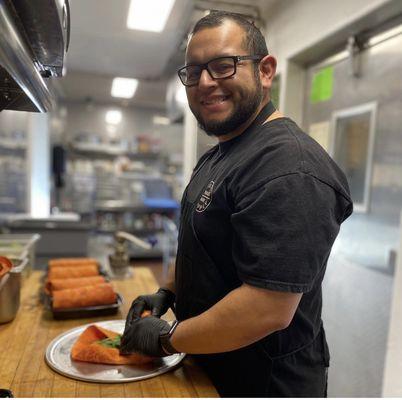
left=45, top=258, right=118, bottom=309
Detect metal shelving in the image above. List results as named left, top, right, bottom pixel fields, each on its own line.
left=57, top=143, right=179, bottom=260
left=0, top=145, right=27, bottom=213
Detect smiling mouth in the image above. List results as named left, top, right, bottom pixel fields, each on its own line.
left=201, top=95, right=230, bottom=106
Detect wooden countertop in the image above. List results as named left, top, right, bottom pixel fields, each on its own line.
left=0, top=268, right=218, bottom=398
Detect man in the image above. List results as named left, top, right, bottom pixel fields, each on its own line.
left=121, top=11, right=353, bottom=397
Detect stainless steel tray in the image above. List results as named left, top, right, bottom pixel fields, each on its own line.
left=45, top=319, right=185, bottom=383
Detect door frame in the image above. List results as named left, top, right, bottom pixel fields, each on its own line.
left=329, top=101, right=377, bottom=213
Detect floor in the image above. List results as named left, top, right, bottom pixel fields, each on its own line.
left=323, top=252, right=393, bottom=397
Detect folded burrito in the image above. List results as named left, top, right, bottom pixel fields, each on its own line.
left=71, top=324, right=154, bottom=365
left=52, top=282, right=117, bottom=309
left=45, top=276, right=106, bottom=295
left=48, top=264, right=99, bottom=280
left=0, top=256, right=12, bottom=278
left=49, top=258, right=98, bottom=268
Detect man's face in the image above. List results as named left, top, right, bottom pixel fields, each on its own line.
left=185, top=21, right=264, bottom=137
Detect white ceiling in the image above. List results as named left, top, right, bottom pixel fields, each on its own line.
left=58, top=0, right=277, bottom=109
left=65, top=0, right=193, bottom=79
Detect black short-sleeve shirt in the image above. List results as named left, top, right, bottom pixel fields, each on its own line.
left=192, top=117, right=352, bottom=292
left=186, top=117, right=353, bottom=354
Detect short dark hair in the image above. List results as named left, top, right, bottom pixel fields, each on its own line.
left=191, top=10, right=268, bottom=56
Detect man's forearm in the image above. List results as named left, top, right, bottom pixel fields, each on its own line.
left=170, top=283, right=301, bottom=354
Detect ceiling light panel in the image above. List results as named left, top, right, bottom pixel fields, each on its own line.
left=111, top=77, right=138, bottom=98
left=105, top=110, right=122, bottom=125
left=127, top=0, right=175, bottom=32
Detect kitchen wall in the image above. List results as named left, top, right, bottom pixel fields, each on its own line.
left=263, top=0, right=391, bottom=75
left=262, top=0, right=398, bottom=123
left=53, top=102, right=183, bottom=157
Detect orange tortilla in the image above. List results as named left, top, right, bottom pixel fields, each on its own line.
left=45, top=276, right=106, bottom=295
left=71, top=312, right=153, bottom=365
left=0, top=256, right=12, bottom=278
left=52, top=282, right=117, bottom=309
left=48, top=264, right=99, bottom=280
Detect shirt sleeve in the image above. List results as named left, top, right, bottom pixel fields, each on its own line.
left=230, top=172, right=351, bottom=293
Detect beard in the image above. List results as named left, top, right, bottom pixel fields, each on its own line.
left=190, top=75, right=263, bottom=137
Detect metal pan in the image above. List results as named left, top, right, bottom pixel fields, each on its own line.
left=45, top=319, right=185, bottom=383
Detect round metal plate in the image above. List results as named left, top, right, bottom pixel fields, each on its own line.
left=45, top=319, right=185, bottom=383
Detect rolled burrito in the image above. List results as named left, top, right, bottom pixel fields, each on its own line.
left=45, top=276, right=106, bottom=295
left=52, top=282, right=117, bottom=309
left=71, top=324, right=154, bottom=365
left=48, top=264, right=99, bottom=280
left=49, top=258, right=98, bottom=268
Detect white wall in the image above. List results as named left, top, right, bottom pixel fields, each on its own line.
left=382, top=211, right=402, bottom=396
left=264, top=0, right=390, bottom=74
left=382, top=211, right=402, bottom=397
left=27, top=114, right=50, bottom=217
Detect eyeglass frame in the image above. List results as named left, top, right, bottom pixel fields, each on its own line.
left=177, top=55, right=265, bottom=87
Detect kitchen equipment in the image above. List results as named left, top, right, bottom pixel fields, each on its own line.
left=6, top=218, right=94, bottom=268
left=0, top=0, right=70, bottom=112
left=0, top=257, right=28, bottom=323
left=0, top=233, right=40, bottom=276
left=45, top=319, right=185, bottom=383
left=109, top=231, right=152, bottom=278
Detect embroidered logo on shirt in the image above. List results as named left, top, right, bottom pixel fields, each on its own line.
left=196, top=180, right=214, bottom=213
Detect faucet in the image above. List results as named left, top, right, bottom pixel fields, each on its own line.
left=109, top=231, right=152, bottom=278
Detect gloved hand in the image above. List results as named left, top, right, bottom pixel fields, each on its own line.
left=124, top=288, right=175, bottom=335
left=120, top=315, right=172, bottom=357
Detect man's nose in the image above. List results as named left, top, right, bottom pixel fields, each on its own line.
left=198, top=68, right=217, bottom=88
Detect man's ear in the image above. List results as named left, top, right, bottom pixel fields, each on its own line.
left=259, top=55, right=277, bottom=90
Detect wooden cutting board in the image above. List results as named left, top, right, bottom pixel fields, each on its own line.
left=0, top=267, right=218, bottom=397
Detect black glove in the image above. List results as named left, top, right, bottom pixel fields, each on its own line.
left=120, top=315, right=171, bottom=357
left=124, top=288, right=175, bottom=334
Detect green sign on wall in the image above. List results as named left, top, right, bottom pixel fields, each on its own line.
left=310, top=66, right=334, bottom=104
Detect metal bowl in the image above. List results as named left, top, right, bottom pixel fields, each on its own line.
left=0, top=258, right=28, bottom=323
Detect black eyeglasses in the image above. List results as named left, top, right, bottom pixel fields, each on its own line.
left=177, top=55, right=264, bottom=87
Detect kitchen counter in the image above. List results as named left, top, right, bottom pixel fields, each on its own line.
left=0, top=268, right=219, bottom=397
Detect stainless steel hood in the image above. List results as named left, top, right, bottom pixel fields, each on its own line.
left=0, top=0, right=70, bottom=112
